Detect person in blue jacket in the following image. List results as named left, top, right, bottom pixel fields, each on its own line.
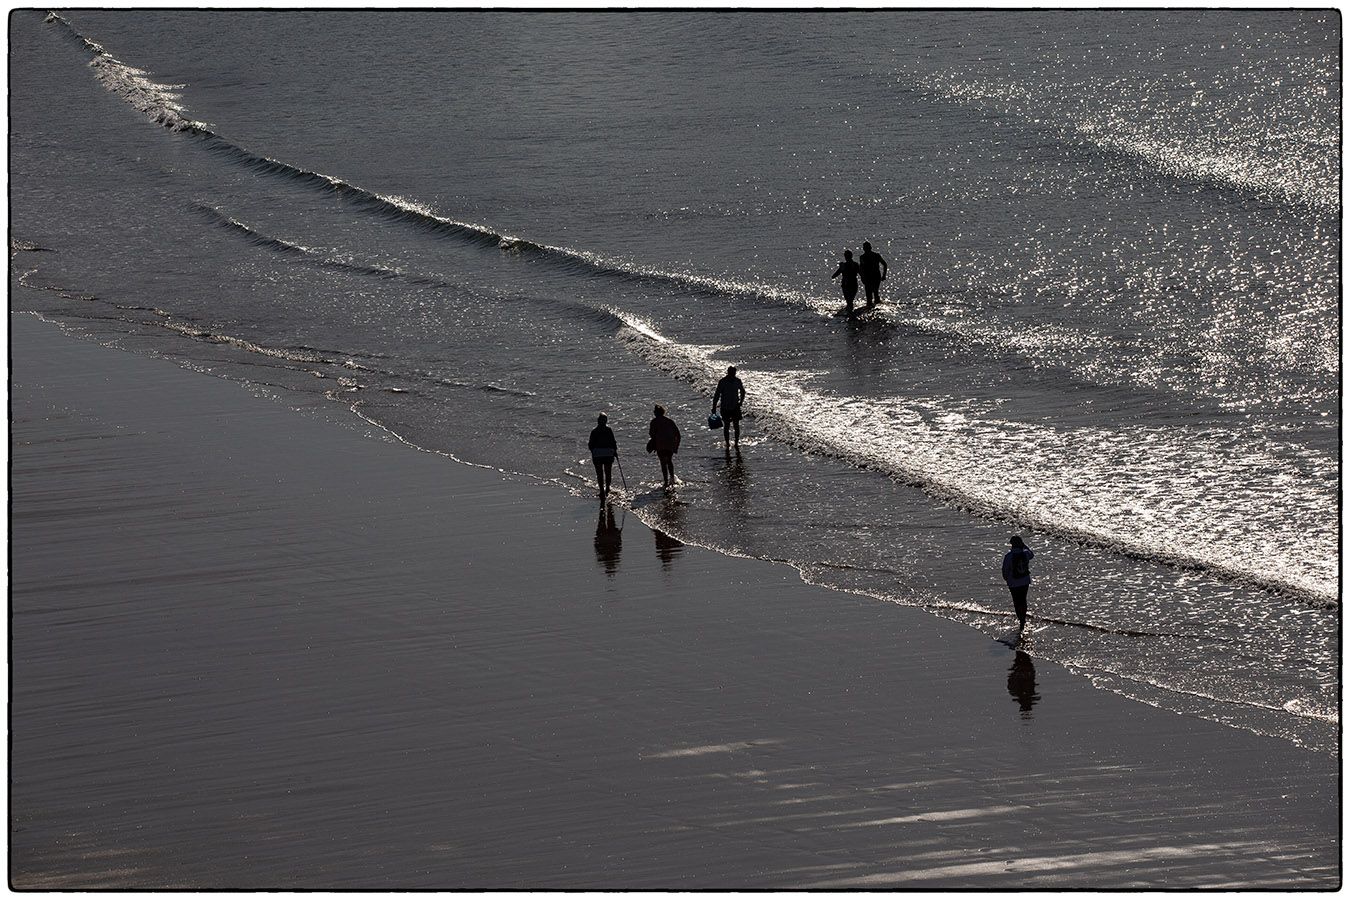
left=1002, top=535, right=1035, bottom=629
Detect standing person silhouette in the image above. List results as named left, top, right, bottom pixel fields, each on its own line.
left=859, top=241, right=888, bottom=309
left=1002, top=535, right=1036, bottom=629
left=831, top=249, right=861, bottom=318
left=588, top=413, right=618, bottom=498
left=647, top=405, right=682, bottom=487
left=711, top=366, right=746, bottom=448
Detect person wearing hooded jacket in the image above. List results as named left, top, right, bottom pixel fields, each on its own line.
left=1002, top=535, right=1035, bottom=629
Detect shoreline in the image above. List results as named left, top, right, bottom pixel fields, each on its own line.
left=10, top=312, right=1338, bottom=888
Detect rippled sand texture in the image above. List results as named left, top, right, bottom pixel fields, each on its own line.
left=10, top=315, right=1337, bottom=889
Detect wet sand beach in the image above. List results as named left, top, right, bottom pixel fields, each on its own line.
left=9, top=313, right=1338, bottom=889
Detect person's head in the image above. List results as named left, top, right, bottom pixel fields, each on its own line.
left=654, top=404, right=666, bottom=417
left=1009, top=535, right=1026, bottom=549
left=727, top=366, right=737, bottom=376
left=597, top=413, right=608, bottom=425
left=844, top=249, right=853, bottom=260
left=863, top=241, right=872, bottom=252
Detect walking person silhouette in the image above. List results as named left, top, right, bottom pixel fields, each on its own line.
left=647, top=405, right=681, bottom=487
left=711, top=366, right=746, bottom=448
left=1002, top=535, right=1035, bottom=630
left=831, top=250, right=861, bottom=318
left=588, top=413, right=618, bottom=498
left=859, top=241, right=888, bottom=309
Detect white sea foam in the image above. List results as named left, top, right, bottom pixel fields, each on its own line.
left=615, top=314, right=1337, bottom=605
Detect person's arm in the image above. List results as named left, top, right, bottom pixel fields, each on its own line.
left=831, top=264, right=842, bottom=280
left=1001, top=553, right=1012, bottom=581
left=880, top=256, right=888, bottom=280
left=737, top=380, right=746, bottom=405
left=712, top=381, right=722, bottom=410
left=673, top=421, right=681, bottom=453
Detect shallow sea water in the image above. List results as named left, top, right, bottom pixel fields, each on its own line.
left=9, top=10, right=1340, bottom=752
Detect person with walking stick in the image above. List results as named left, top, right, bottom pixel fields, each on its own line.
left=588, top=413, right=619, bottom=498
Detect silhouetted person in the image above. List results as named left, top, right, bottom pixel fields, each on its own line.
left=594, top=504, right=623, bottom=575
left=1002, top=535, right=1035, bottom=629
left=831, top=249, right=861, bottom=318
left=1007, top=651, right=1039, bottom=716
left=859, top=241, right=888, bottom=308
left=711, top=366, right=746, bottom=447
left=647, top=404, right=681, bottom=487
left=588, top=413, right=618, bottom=497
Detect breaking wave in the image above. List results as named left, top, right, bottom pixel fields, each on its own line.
left=47, top=11, right=820, bottom=315
left=611, top=313, right=1337, bottom=607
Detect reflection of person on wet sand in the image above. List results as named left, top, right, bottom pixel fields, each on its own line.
left=653, top=528, right=683, bottom=572
left=723, top=445, right=749, bottom=515
left=594, top=504, right=622, bottom=576
left=1007, top=651, right=1039, bottom=716
left=652, top=492, right=685, bottom=572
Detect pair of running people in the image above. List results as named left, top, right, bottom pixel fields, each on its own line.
left=831, top=241, right=889, bottom=318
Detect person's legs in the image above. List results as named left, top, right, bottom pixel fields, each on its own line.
left=601, top=459, right=613, bottom=493
left=864, top=279, right=880, bottom=307
left=732, top=419, right=740, bottom=446
left=723, top=421, right=731, bottom=446
left=1010, top=586, right=1029, bottom=628
left=593, top=459, right=606, bottom=493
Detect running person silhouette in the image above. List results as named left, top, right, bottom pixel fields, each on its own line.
left=859, top=241, right=888, bottom=309
left=831, top=250, right=861, bottom=318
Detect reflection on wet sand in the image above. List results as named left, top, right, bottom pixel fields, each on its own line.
left=654, top=528, right=683, bottom=571
left=647, top=493, right=685, bottom=572
left=594, top=504, right=622, bottom=576
left=723, top=446, right=750, bottom=517
left=1008, top=651, right=1039, bottom=717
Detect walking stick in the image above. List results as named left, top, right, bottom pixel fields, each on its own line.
left=615, top=452, right=629, bottom=491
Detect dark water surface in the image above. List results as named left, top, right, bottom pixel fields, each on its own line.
left=10, top=10, right=1339, bottom=752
